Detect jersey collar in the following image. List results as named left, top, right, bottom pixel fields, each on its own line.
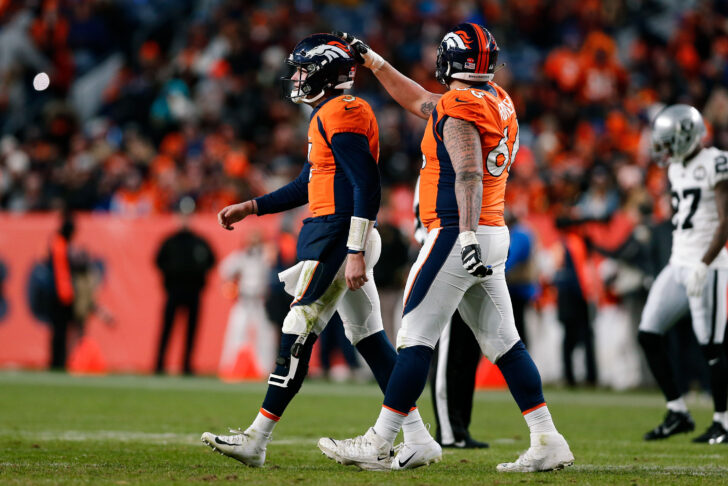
left=681, top=146, right=703, bottom=167
left=309, top=95, right=337, bottom=120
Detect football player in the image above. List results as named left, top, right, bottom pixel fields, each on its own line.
left=318, top=25, right=574, bottom=472
left=639, top=104, right=728, bottom=444
left=415, top=175, right=490, bottom=450
left=200, top=33, right=439, bottom=468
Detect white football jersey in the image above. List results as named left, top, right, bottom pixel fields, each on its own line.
left=219, top=247, right=271, bottom=298
left=668, top=146, right=728, bottom=268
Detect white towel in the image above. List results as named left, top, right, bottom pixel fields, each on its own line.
left=278, top=261, right=305, bottom=297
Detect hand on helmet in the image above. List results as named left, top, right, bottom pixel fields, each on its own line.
left=332, top=31, right=385, bottom=72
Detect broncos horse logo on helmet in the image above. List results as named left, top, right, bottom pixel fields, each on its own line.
left=284, top=33, right=357, bottom=104
left=436, top=23, right=499, bottom=85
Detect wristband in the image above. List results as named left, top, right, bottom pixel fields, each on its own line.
left=369, top=54, right=385, bottom=73
left=458, top=230, right=478, bottom=248
left=347, top=216, right=374, bottom=252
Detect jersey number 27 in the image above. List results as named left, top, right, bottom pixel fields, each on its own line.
left=671, top=188, right=701, bottom=230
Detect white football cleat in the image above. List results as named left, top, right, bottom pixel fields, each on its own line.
left=200, top=428, right=269, bottom=467
left=318, top=427, right=393, bottom=471
left=496, top=432, right=574, bottom=472
left=391, top=438, right=442, bottom=470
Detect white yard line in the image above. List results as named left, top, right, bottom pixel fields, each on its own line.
left=0, top=429, right=317, bottom=446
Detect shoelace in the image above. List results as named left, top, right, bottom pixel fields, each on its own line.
left=513, top=446, right=539, bottom=466
left=339, top=433, right=381, bottom=456
left=212, top=427, right=248, bottom=445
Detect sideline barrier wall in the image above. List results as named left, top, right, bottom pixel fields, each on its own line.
left=0, top=213, right=281, bottom=374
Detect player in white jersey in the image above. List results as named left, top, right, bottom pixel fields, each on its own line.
left=638, top=104, right=728, bottom=444
left=217, top=235, right=277, bottom=377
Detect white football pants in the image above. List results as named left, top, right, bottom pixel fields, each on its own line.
left=639, top=264, right=728, bottom=345
left=281, top=228, right=384, bottom=345
left=397, top=225, right=520, bottom=363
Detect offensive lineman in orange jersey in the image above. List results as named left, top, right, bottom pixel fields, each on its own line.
left=200, top=33, right=438, bottom=470
left=318, top=25, right=574, bottom=472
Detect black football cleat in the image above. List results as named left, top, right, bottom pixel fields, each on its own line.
left=442, top=436, right=489, bottom=449
left=644, top=410, right=695, bottom=440
left=692, top=421, right=728, bottom=444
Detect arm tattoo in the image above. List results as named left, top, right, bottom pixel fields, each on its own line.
left=703, top=179, right=728, bottom=265
left=419, top=94, right=441, bottom=118
left=420, top=101, right=435, bottom=117
left=443, top=117, right=483, bottom=233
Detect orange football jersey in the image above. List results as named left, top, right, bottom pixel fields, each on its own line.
left=307, top=94, right=380, bottom=217
left=419, top=82, right=519, bottom=230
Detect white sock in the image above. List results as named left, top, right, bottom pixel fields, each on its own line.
left=524, top=405, right=557, bottom=434
left=402, top=408, right=431, bottom=444
left=666, top=398, right=688, bottom=413
left=373, top=406, right=406, bottom=445
left=249, top=409, right=277, bottom=439
left=713, top=411, right=728, bottom=429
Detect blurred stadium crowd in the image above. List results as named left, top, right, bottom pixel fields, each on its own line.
left=1, top=0, right=727, bottom=218
left=2, top=0, right=728, bottom=383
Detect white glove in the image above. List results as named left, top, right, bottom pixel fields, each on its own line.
left=332, top=31, right=385, bottom=72
left=685, top=261, right=708, bottom=298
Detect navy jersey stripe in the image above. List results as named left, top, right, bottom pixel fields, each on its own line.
left=431, top=107, right=458, bottom=228
left=317, top=117, right=332, bottom=149
left=402, top=227, right=458, bottom=316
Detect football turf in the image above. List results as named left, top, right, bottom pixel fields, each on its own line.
left=1, top=372, right=726, bottom=485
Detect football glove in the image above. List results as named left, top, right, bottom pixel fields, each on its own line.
left=331, top=31, right=385, bottom=72
left=459, top=231, right=493, bottom=278
left=685, top=261, right=708, bottom=298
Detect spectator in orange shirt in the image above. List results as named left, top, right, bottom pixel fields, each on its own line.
left=543, top=32, right=582, bottom=94
left=110, top=166, right=156, bottom=216
left=48, top=212, right=75, bottom=370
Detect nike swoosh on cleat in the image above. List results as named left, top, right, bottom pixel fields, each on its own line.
left=377, top=454, right=390, bottom=461
left=214, top=437, right=235, bottom=446
left=660, top=421, right=681, bottom=436
left=398, top=452, right=417, bottom=467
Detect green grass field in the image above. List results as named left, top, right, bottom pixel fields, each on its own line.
left=1, top=372, right=726, bottom=485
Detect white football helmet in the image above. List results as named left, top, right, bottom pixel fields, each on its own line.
left=650, top=104, right=706, bottom=166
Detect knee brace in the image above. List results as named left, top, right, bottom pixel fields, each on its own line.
left=267, top=333, right=317, bottom=392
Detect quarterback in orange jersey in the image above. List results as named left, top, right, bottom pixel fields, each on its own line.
left=319, top=25, right=574, bottom=472
left=200, top=33, right=437, bottom=470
